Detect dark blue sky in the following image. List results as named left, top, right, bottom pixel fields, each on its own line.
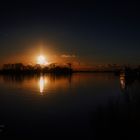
left=0, top=0, right=140, bottom=65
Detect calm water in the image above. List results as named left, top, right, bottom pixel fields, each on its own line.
left=0, top=73, right=140, bottom=139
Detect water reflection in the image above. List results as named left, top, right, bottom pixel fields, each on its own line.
left=38, top=76, right=47, bottom=95
left=0, top=73, right=140, bottom=138
left=0, top=74, right=72, bottom=95
left=120, top=75, right=136, bottom=92
left=120, top=75, right=126, bottom=90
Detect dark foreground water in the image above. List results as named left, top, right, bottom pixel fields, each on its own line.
left=0, top=73, right=140, bottom=139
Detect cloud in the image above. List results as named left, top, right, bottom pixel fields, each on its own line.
left=61, top=54, right=76, bottom=58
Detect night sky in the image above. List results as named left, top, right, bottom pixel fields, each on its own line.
left=0, top=0, right=140, bottom=66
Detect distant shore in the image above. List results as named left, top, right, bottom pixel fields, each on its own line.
left=0, top=63, right=140, bottom=78
left=0, top=69, right=125, bottom=76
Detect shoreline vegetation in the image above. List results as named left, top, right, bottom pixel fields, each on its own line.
left=0, top=63, right=140, bottom=77
left=0, top=63, right=73, bottom=75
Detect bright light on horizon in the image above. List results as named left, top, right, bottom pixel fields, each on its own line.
left=37, top=55, right=48, bottom=65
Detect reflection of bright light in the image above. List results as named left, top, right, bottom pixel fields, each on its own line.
left=38, top=76, right=48, bottom=95
left=120, top=76, right=125, bottom=89
left=39, top=76, right=44, bottom=93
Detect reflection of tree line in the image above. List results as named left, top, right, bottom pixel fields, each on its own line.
left=48, top=74, right=72, bottom=84
left=2, top=74, right=37, bottom=83
left=2, top=74, right=72, bottom=84
left=0, top=63, right=72, bottom=75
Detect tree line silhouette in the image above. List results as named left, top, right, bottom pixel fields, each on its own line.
left=0, top=63, right=73, bottom=75
left=1, top=63, right=140, bottom=79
